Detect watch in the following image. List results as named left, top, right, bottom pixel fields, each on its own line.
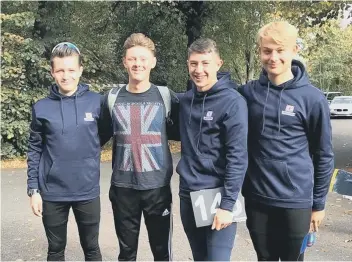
left=27, top=189, right=40, bottom=197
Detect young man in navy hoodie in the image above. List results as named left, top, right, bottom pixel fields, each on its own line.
left=239, top=21, right=334, bottom=261
left=176, top=38, right=248, bottom=261
left=27, top=42, right=106, bottom=261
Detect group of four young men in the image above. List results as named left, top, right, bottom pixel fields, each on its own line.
left=27, top=21, right=334, bottom=261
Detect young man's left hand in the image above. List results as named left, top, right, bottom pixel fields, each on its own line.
left=310, top=209, right=325, bottom=232
left=212, top=208, right=233, bottom=231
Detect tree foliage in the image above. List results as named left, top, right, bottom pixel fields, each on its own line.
left=1, top=1, right=351, bottom=158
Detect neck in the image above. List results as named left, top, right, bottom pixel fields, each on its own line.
left=59, top=87, right=77, bottom=96
left=127, top=79, right=151, bottom=93
left=196, top=79, right=218, bottom=92
left=268, top=70, right=294, bottom=86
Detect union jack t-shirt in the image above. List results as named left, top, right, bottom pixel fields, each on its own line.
left=110, top=85, right=173, bottom=190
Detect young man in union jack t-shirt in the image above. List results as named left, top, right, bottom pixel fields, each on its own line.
left=100, top=33, right=179, bottom=261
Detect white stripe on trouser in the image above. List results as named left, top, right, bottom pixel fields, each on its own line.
left=168, top=203, right=173, bottom=261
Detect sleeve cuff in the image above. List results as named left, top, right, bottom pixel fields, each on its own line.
left=220, top=199, right=235, bottom=212
left=312, top=202, right=325, bottom=211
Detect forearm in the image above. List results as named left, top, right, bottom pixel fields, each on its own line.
left=220, top=98, right=248, bottom=211
left=27, top=132, right=42, bottom=189
left=313, top=151, right=334, bottom=210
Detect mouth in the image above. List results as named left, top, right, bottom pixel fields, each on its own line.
left=193, top=75, right=205, bottom=81
left=268, top=64, right=279, bottom=69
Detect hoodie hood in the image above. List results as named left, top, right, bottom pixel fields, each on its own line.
left=48, top=83, right=89, bottom=99
left=191, top=72, right=235, bottom=95
left=48, top=83, right=89, bottom=134
left=257, top=60, right=310, bottom=136
left=259, top=59, right=309, bottom=89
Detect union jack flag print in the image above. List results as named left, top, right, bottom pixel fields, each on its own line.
left=113, top=102, right=163, bottom=173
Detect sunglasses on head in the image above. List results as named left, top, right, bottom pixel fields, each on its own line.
left=52, top=42, right=81, bottom=54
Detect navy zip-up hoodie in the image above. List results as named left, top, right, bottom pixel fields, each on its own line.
left=176, top=72, right=248, bottom=211
left=239, top=60, right=334, bottom=211
left=27, top=83, right=102, bottom=201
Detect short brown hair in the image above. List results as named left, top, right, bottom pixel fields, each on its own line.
left=50, top=42, right=82, bottom=67
left=257, top=21, right=298, bottom=47
left=123, top=33, right=156, bottom=56
left=188, top=38, right=220, bottom=58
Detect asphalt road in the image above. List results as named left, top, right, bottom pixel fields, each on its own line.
left=1, top=119, right=352, bottom=261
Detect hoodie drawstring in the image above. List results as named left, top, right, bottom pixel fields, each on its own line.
left=60, top=97, right=65, bottom=134
left=196, top=94, right=207, bottom=153
left=261, top=82, right=270, bottom=135
left=74, top=94, right=78, bottom=128
left=59, top=95, right=79, bottom=134
left=188, top=93, right=195, bottom=125
left=277, top=88, right=285, bottom=135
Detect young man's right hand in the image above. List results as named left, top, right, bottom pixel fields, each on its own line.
left=30, top=194, right=43, bottom=217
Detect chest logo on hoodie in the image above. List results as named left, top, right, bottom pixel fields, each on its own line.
left=282, top=105, right=296, bottom=117
left=84, top=112, right=94, bottom=121
left=203, top=111, right=214, bottom=121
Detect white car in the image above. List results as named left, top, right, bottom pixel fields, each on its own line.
left=329, top=96, right=352, bottom=118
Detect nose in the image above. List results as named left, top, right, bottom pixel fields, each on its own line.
left=270, top=51, right=279, bottom=61
left=194, top=63, right=203, bottom=73
left=134, top=58, right=142, bottom=66
left=62, top=71, right=69, bottom=79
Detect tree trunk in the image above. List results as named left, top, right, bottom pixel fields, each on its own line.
left=32, top=1, right=47, bottom=39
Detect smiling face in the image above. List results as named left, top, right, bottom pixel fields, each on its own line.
left=123, top=46, right=156, bottom=84
left=257, top=21, right=299, bottom=82
left=259, top=36, right=297, bottom=79
left=188, top=51, right=223, bottom=92
left=51, top=55, right=83, bottom=96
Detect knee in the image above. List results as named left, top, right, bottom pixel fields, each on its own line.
left=48, top=240, right=66, bottom=253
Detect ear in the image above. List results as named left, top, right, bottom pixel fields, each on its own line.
left=50, top=68, right=54, bottom=78
left=78, top=66, right=83, bottom=77
left=293, top=44, right=299, bottom=55
left=122, top=57, right=128, bottom=69
left=217, top=58, right=224, bottom=70
left=151, top=56, right=157, bottom=69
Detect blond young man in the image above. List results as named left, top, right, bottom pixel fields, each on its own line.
left=100, top=33, right=178, bottom=261
left=176, top=38, right=248, bottom=261
left=238, top=21, right=334, bottom=261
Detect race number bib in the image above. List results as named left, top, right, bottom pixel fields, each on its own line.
left=190, top=187, right=246, bottom=228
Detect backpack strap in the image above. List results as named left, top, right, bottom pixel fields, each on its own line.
left=108, top=84, right=125, bottom=116
left=108, top=84, right=171, bottom=118
left=156, top=85, right=171, bottom=118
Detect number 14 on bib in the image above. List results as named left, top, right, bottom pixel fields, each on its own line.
left=190, top=187, right=247, bottom=228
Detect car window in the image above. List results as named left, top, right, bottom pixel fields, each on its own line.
left=331, top=98, right=352, bottom=104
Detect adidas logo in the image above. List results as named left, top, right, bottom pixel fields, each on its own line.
left=162, top=209, right=170, bottom=216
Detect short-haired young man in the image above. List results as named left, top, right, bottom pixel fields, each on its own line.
left=176, top=38, right=248, bottom=261
left=101, top=33, right=178, bottom=261
left=27, top=42, right=105, bottom=261
left=238, top=21, right=334, bottom=261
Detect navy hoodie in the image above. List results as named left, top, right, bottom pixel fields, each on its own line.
left=176, top=72, right=248, bottom=211
left=27, top=83, right=103, bottom=201
left=239, top=60, right=334, bottom=211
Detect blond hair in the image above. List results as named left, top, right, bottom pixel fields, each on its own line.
left=257, top=21, right=298, bottom=47
left=123, top=33, right=156, bottom=56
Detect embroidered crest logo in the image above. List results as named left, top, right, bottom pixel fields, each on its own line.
left=282, top=105, right=296, bottom=116
left=84, top=112, right=94, bottom=121
left=203, top=111, right=214, bottom=121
